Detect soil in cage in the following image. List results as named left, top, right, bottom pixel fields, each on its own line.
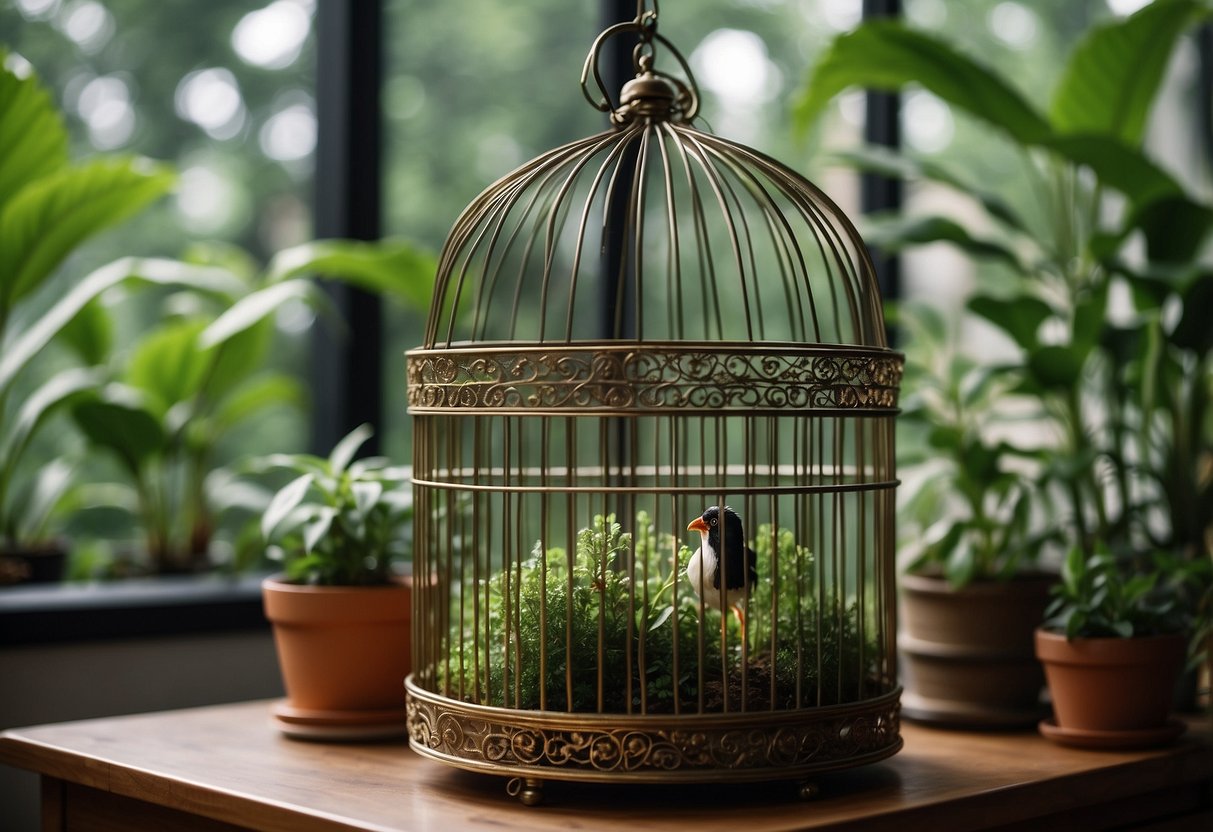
left=437, top=650, right=878, bottom=714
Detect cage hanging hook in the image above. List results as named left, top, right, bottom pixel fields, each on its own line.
left=579, top=3, right=699, bottom=124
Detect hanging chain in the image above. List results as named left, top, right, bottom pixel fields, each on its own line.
left=632, top=2, right=659, bottom=76
left=580, top=0, right=699, bottom=124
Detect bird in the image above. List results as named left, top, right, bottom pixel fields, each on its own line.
left=686, top=506, right=758, bottom=643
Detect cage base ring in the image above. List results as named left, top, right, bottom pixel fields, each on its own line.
left=406, top=677, right=902, bottom=785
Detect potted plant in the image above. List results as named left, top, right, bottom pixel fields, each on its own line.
left=258, top=424, right=414, bottom=740
left=66, top=239, right=431, bottom=577
left=1036, top=545, right=1189, bottom=748
left=894, top=304, right=1055, bottom=727
left=797, top=2, right=1213, bottom=710
left=0, top=51, right=178, bottom=584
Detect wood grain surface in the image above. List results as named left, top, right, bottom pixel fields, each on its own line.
left=1, top=701, right=1210, bottom=832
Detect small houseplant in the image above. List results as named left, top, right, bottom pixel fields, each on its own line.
left=258, top=424, right=414, bottom=739
left=895, top=304, right=1055, bottom=727
left=1036, top=546, right=1188, bottom=748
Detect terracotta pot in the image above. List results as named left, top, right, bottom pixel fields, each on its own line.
left=899, top=572, right=1053, bottom=727
left=1035, top=629, right=1186, bottom=732
left=262, top=576, right=412, bottom=717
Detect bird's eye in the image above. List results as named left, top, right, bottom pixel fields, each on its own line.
left=709, top=518, right=717, bottom=526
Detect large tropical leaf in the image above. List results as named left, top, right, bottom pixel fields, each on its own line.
left=1171, top=272, right=1213, bottom=354
left=0, top=52, right=68, bottom=214
left=968, top=294, right=1053, bottom=352
left=863, top=214, right=1025, bottom=271
left=0, top=257, right=243, bottom=396
left=1041, top=134, right=1183, bottom=211
left=0, top=158, right=175, bottom=312
left=71, top=385, right=167, bottom=474
left=11, top=458, right=74, bottom=542
left=198, top=279, right=313, bottom=350
left=180, top=240, right=261, bottom=284
left=1132, top=194, right=1213, bottom=264
left=1050, top=0, right=1205, bottom=145
left=265, top=238, right=438, bottom=312
left=1027, top=345, right=1086, bottom=390
left=124, top=319, right=211, bottom=413
left=57, top=297, right=114, bottom=366
left=212, top=373, right=305, bottom=432
left=0, top=367, right=101, bottom=486
left=204, top=318, right=274, bottom=402
left=793, top=20, right=1052, bottom=144
left=832, top=145, right=1032, bottom=234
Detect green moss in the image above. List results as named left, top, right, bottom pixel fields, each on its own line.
left=439, top=512, right=881, bottom=712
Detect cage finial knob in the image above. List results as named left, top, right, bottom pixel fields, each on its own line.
left=619, top=70, right=677, bottom=121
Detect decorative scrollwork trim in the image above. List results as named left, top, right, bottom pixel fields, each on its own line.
left=406, top=677, right=902, bottom=783
left=407, top=343, right=903, bottom=414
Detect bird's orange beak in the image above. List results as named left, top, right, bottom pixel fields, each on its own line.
left=687, top=517, right=709, bottom=533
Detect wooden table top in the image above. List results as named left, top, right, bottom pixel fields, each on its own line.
left=1, top=701, right=1210, bottom=832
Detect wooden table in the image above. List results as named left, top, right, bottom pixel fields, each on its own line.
left=1, top=701, right=1210, bottom=831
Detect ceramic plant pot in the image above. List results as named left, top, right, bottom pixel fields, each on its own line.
left=262, top=575, right=412, bottom=740
left=899, top=572, right=1053, bottom=728
left=1034, top=629, right=1187, bottom=749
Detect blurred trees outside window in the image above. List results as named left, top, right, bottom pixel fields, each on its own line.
left=2, top=0, right=316, bottom=261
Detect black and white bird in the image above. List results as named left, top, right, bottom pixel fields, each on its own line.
left=686, top=506, right=758, bottom=636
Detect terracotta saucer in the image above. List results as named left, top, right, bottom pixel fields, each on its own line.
left=270, top=700, right=408, bottom=741
left=1038, top=717, right=1186, bottom=750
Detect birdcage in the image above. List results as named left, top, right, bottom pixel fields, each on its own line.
left=405, top=4, right=903, bottom=803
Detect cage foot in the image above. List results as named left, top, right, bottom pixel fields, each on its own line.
left=506, top=776, right=545, bottom=806
left=797, top=780, right=820, bottom=801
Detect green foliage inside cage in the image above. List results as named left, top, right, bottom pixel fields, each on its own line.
left=438, top=512, right=880, bottom=713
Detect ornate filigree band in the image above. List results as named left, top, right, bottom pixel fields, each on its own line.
left=405, top=678, right=902, bottom=782
left=407, top=345, right=903, bottom=413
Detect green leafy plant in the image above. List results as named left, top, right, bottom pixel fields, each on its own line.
left=257, top=424, right=412, bottom=586
left=441, top=511, right=878, bottom=713
left=797, top=4, right=1212, bottom=582
left=895, top=303, right=1051, bottom=586
left=66, top=239, right=433, bottom=575
left=0, top=51, right=180, bottom=551
left=1044, top=545, right=1186, bottom=639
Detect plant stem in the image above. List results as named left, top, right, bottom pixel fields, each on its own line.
left=1107, top=357, right=1133, bottom=543
left=1067, top=382, right=1108, bottom=549
left=1021, top=148, right=1056, bottom=260
left=1050, top=160, right=1074, bottom=270
left=647, top=570, right=678, bottom=618
left=1189, top=351, right=1211, bottom=558
left=133, top=470, right=162, bottom=570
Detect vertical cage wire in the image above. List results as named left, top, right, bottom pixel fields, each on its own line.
left=406, top=4, right=903, bottom=786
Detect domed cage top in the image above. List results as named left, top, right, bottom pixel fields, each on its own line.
left=406, top=3, right=904, bottom=797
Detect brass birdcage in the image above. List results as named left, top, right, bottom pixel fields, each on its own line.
left=405, top=3, right=903, bottom=802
